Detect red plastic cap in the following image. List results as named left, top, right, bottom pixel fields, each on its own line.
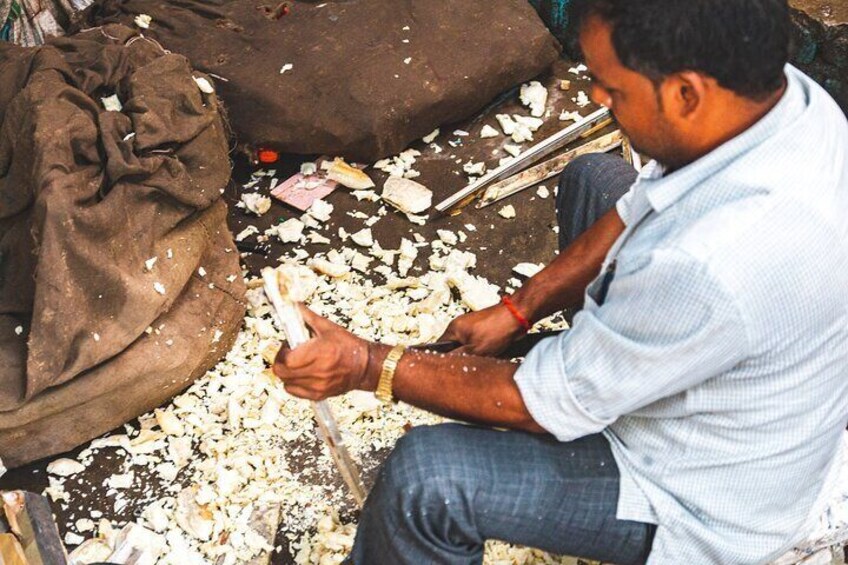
left=257, top=149, right=279, bottom=164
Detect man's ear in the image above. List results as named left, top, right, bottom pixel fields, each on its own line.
left=659, top=71, right=707, bottom=120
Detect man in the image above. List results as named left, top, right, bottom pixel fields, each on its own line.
left=274, top=0, right=848, bottom=562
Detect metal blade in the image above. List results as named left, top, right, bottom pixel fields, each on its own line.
left=434, top=107, right=612, bottom=215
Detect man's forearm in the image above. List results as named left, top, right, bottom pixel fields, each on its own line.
left=511, top=208, right=625, bottom=323
left=362, top=344, right=546, bottom=434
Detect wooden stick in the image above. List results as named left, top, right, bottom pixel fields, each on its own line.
left=477, top=130, right=623, bottom=208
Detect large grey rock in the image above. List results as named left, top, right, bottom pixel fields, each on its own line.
left=78, top=0, right=562, bottom=162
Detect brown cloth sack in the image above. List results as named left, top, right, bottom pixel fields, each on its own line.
left=0, top=24, right=246, bottom=468
left=77, top=0, right=562, bottom=162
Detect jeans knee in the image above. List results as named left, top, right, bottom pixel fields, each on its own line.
left=557, top=153, right=619, bottom=211
left=377, top=424, right=470, bottom=507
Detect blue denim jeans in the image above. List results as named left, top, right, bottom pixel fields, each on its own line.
left=348, top=154, right=649, bottom=564
left=348, top=425, right=655, bottom=565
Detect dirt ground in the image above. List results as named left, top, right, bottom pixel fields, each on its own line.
left=0, top=57, right=614, bottom=564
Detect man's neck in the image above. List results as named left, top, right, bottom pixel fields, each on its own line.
left=671, top=78, right=789, bottom=172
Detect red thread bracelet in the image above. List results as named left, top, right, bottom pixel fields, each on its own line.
left=502, top=296, right=532, bottom=333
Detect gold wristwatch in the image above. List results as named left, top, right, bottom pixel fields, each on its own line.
left=375, top=345, right=405, bottom=404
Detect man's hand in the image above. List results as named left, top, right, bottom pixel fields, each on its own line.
left=439, top=303, right=526, bottom=356
left=272, top=305, right=372, bottom=401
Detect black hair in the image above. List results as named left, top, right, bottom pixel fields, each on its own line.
left=571, top=0, right=791, bottom=100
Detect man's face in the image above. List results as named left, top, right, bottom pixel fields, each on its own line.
left=579, top=15, right=684, bottom=166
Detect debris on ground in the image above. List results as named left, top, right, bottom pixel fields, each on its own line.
left=381, top=177, right=432, bottom=215
left=241, top=193, right=273, bottom=216
left=520, top=81, right=549, bottom=118
left=499, top=205, right=517, bottom=219
left=323, top=159, right=375, bottom=190
left=134, top=13, right=152, bottom=29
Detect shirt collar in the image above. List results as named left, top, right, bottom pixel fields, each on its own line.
left=636, top=65, right=808, bottom=214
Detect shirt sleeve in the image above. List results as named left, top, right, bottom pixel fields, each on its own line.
left=514, top=247, right=750, bottom=443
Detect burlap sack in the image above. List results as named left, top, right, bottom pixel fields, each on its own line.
left=0, top=24, right=246, bottom=468
left=77, top=0, right=562, bottom=162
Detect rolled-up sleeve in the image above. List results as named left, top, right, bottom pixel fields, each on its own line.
left=515, top=247, right=750, bottom=442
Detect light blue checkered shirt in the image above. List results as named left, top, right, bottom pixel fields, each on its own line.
left=515, top=65, right=848, bottom=564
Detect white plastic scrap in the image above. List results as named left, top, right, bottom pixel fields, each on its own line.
left=511, top=115, right=544, bottom=144
left=495, top=114, right=516, bottom=136
left=513, top=262, right=545, bottom=278
left=463, top=161, right=486, bottom=177
left=241, top=193, right=272, bottom=217
left=536, top=185, right=551, bottom=199
left=276, top=218, right=306, bottom=244
left=479, top=124, right=500, bottom=139
left=559, top=110, right=583, bottom=123
left=46, top=458, right=85, bottom=477
left=422, top=129, right=440, bottom=144
left=280, top=63, right=294, bottom=74
left=350, top=228, right=374, bottom=248
left=101, top=94, right=122, bottom=112
left=134, top=13, right=152, bottom=28
left=301, top=161, right=318, bottom=176
left=308, top=199, right=334, bottom=223
left=144, top=257, right=158, bottom=272
left=65, top=532, right=85, bottom=546
left=520, top=81, right=548, bottom=118
left=108, top=471, right=134, bottom=490
left=153, top=282, right=166, bottom=295
left=381, top=177, right=432, bottom=215
left=373, top=149, right=421, bottom=179
left=498, top=205, right=516, bottom=219
left=501, top=145, right=520, bottom=160
left=326, top=158, right=375, bottom=190
left=193, top=76, right=214, bottom=94
left=235, top=225, right=260, bottom=242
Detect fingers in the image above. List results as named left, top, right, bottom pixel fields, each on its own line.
left=298, top=304, right=337, bottom=335
left=438, top=317, right=466, bottom=343
left=284, top=384, right=328, bottom=402
left=272, top=339, right=322, bottom=379
left=282, top=375, right=338, bottom=400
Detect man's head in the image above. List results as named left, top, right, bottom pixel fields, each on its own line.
left=572, top=0, right=791, bottom=168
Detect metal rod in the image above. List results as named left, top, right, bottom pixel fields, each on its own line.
left=261, top=268, right=368, bottom=508
left=477, top=130, right=623, bottom=209
left=434, top=107, right=612, bottom=215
